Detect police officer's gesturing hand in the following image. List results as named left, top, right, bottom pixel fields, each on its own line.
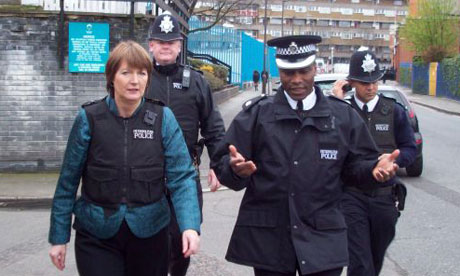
left=372, top=149, right=400, bottom=182
left=182, top=229, right=200, bottom=258
left=229, top=145, right=257, bottom=177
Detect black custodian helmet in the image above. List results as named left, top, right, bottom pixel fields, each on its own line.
left=347, top=50, right=383, bottom=83
left=148, top=12, right=183, bottom=41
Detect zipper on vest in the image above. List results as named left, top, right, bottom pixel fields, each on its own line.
left=122, top=119, right=129, bottom=203
left=166, top=75, right=170, bottom=106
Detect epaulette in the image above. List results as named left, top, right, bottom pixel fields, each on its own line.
left=145, top=98, right=165, bottom=106
left=242, top=94, right=268, bottom=111
left=379, top=94, right=405, bottom=109
left=327, top=94, right=351, bottom=105
left=81, top=97, right=105, bottom=108
left=379, top=94, right=397, bottom=103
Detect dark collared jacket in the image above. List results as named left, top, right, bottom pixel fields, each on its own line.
left=212, top=86, right=380, bottom=274
left=349, top=95, right=416, bottom=187
left=146, top=64, right=225, bottom=163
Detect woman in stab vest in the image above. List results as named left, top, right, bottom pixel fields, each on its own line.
left=48, top=40, right=201, bottom=276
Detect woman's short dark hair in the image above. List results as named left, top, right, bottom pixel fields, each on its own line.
left=105, top=40, right=153, bottom=97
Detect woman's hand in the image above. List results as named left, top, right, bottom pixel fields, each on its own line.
left=49, top=244, right=67, bottom=271
left=182, top=229, right=200, bottom=258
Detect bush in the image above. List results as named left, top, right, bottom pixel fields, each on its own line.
left=187, top=58, right=228, bottom=90
left=202, top=71, right=225, bottom=91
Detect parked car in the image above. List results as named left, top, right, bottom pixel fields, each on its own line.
left=346, top=85, right=424, bottom=177
left=314, top=73, right=348, bottom=95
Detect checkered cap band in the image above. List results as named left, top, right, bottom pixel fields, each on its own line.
left=276, top=44, right=317, bottom=56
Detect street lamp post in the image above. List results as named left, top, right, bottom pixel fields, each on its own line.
left=262, top=0, right=268, bottom=95
left=281, top=0, right=285, bottom=36
left=330, top=46, right=334, bottom=73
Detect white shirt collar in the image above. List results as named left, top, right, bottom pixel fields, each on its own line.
left=284, top=88, right=317, bottom=111
left=354, top=94, right=379, bottom=112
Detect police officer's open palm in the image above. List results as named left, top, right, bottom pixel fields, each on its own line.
left=373, top=149, right=400, bottom=182
left=229, top=145, right=257, bottom=177
left=49, top=244, right=66, bottom=271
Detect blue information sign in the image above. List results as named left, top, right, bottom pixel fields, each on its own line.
left=69, top=22, right=109, bottom=73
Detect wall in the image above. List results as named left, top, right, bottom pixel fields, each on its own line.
left=0, top=11, right=152, bottom=171
left=411, top=60, right=460, bottom=101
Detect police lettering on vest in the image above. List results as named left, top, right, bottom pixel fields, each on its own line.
left=133, top=129, right=154, bottom=139
left=375, top=124, right=390, bottom=132
left=320, top=149, right=338, bottom=160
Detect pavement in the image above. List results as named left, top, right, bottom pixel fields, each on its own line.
left=0, top=80, right=460, bottom=202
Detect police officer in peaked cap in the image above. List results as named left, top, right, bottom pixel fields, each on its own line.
left=145, top=11, right=226, bottom=276
left=332, top=50, right=416, bottom=276
left=211, top=35, right=400, bottom=276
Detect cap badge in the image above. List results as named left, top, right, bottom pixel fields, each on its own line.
left=361, top=54, right=377, bottom=73
left=159, top=15, right=174, bottom=33
left=288, top=42, right=299, bottom=54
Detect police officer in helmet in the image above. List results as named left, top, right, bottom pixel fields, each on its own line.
left=212, top=35, right=401, bottom=276
left=146, top=11, right=226, bottom=276
left=332, top=50, right=416, bottom=276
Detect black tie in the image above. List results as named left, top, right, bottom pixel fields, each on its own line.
left=363, top=104, right=369, bottom=113
left=297, top=100, right=304, bottom=111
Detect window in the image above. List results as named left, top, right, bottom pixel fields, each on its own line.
left=318, top=7, right=331, bottom=14
left=338, top=21, right=351, bottom=27
left=294, top=6, right=307, bottom=12
left=363, top=9, right=375, bottom=16
left=293, top=19, right=305, bottom=25
left=271, top=5, right=282, bottom=12
left=271, top=18, right=282, bottom=25
left=317, top=20, right=329, bottom=26
left=384, top=10, right=396, bottom=17
left=360, top=22, right=373, bottom=28
left=341, top=8, right=353, bottom=15
left=341, top=32, right=352, bottom=39
left=354, top=8, right=363, bottom=14
left=332, top=8, right=341, bottom=13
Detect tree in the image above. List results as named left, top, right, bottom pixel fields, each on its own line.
left=188, top=0, right=255, bottom=33
left=399, top=0, right=460, bottom=62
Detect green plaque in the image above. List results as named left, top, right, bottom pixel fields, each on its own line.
left=69, top=22, right=109, bottom=73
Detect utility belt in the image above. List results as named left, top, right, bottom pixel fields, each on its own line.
left=345, top=180, right=407, bottom=211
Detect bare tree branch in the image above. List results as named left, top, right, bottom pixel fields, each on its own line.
left=187, top=0, right=256, bottom=34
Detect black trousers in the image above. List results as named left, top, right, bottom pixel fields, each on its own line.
left=341, top=191, right=399, bottom=276
left=168, top=176, right=203, bottom=276
left=254, top=267, right=343, bottom=276
left=75, top=220, right=169, bottom=276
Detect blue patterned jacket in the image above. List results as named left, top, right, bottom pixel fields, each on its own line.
left=49, top=96, right=201, bottom=244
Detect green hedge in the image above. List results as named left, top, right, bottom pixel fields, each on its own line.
left=187, top=58, right=228, bottom=91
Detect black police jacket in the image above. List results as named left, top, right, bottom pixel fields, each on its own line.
left=82, top=98, right=165, bottom=209
left=351, top=96, right=397, bottom=154
left=212, top=86, right=381, bottom=274
left=350, top=95, right=416, bottom=168
left=146, top=64, right=225, bottom=162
